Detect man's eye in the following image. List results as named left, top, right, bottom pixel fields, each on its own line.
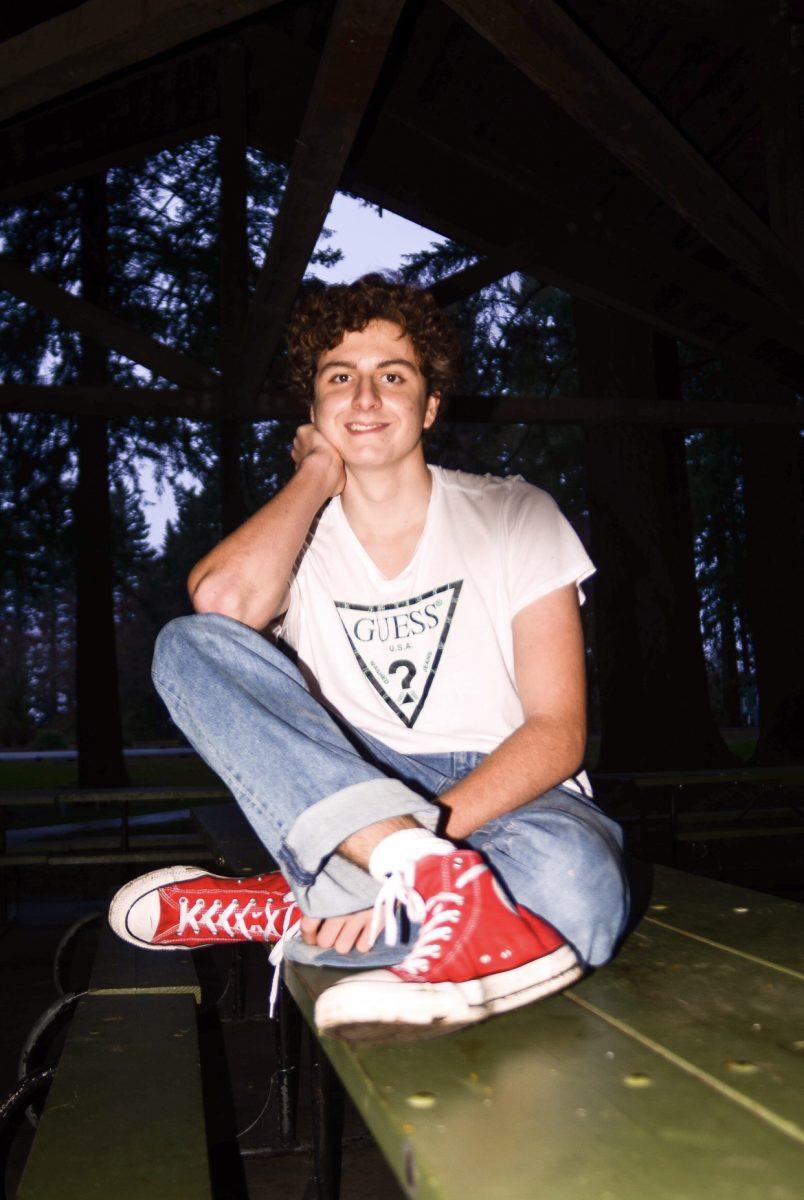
left=383, top=373, right=402, bottom=383
left=331, top=373, right=350, bottom=383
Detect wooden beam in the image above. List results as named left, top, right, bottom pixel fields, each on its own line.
left=429, top=257, right=515, bottom=307
left=0, top=256, right=217, bottom=390
left=0, top=385, right=223, bottom=419
left=218, top=39, right=250, bottom=533
left=448, top=393, right=804, bottom=427
left=4, top=384, right=801, bottom=428
left=235, top=0, right=407, bottom=411
left=0, top=54, right=220, bottom=205
left=0, top=0, right=284, bottom=123
left=444, top=0, right=804, bottom=323
left=762, top=1, right=804, bottom=270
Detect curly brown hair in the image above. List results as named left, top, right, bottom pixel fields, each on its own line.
left=285, top=273, right=461, bottom=409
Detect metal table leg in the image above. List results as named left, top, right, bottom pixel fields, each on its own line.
left=307, top=1027, right=345, bottom=1200
left=275, top=980, right=303, bottom=1146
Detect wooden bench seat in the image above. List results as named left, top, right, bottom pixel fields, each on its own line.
left=16, top=912, right=212, bottom=1199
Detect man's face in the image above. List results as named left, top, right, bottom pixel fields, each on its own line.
left=310, top=320, right=439, bottom=469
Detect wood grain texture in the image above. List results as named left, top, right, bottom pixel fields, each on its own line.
left=16, top=994, right=211, bottom=1200
left=284, top=868, right=804, bottom=1200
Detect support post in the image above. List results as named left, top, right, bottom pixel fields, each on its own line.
left=574, top=300, right=732, bottom=770
left=275, top=983, right=303, bottom=1147
left=307, top=1028, right=345, bottom=1200
left=733, top=374, right=804, bottom=764
left=732, top=3, right=804, bottom=764
left=75, top=174, right=127, bottom=788
left=218, top=40, right=250, bottom=535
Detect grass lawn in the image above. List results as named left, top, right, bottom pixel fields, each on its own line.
left=0, top=755, right=221, bottom=793
left=0, top=756, right=225, bottom=830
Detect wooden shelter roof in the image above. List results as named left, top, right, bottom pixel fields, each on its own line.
left=1, top=0, right=803, bottom=419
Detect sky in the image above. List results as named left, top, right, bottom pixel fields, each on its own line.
left=140, top=192, right=446, bottom=548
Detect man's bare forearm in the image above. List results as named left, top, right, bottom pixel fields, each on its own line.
left=439, top=715, right=586, bottom=841
left=188, top=457, right=334, bottom=630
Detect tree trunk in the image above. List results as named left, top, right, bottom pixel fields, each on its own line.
left=719, top=600, right=741, bottom=728
left=75, top=174, right=127, bottom=787
left=574, top=300, right=732, bottom=770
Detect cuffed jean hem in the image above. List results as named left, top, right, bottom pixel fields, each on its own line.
left=275, top=778, right=441, bottom=918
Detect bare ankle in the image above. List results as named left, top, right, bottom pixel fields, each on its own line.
left=338, top=816, right=420, bottom=870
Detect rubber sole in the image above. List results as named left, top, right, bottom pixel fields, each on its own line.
left=315, top=944, right=583, bottom=1043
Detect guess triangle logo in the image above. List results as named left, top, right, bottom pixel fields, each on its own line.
left=335, top=581, right=463, bottom=728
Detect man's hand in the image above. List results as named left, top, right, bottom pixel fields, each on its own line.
left=300, top=908, right=379, bottom=954
left=292, top=424, right=346, bottom=498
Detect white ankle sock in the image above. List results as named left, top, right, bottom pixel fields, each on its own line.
left=368, top=827, right=454, bottom=882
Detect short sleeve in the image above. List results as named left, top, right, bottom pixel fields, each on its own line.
left=502, top=478, right=595, bottom=616
left=272, top=574, right=301, bottom=649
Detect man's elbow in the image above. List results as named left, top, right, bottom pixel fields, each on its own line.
left=188, top=572, right=247, bottom=622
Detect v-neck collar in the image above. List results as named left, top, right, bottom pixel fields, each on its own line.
left=332, top=466, right=439, bottom=585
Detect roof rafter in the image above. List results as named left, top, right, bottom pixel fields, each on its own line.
left=354, top=166, right=804, bottom=383
left=235, top=0, right=408, bottom=412
left=0, top=0, right=284, bottom=123
left=443, top=0, right=804, bottom=323
left=0, top=255, right=217, bottom=390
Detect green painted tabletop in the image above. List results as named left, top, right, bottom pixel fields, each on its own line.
left=285, top=868, right=804, bottom=1200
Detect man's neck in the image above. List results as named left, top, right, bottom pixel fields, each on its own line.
left=340, top=453, right=433, bottom=543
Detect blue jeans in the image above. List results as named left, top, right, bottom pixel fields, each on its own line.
left=152, top=613, right=629, bottom=969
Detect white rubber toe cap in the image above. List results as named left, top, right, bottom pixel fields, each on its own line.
left=123, top=891, right=162, bottom=944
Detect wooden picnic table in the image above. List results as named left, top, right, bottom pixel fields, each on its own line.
left=285, top=864, right=804, bottom=1200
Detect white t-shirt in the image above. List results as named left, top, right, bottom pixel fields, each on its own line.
left=278, top=466, right=594, bottom=790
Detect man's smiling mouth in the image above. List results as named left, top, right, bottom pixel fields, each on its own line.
left=345, top=422, right=388, bottom=433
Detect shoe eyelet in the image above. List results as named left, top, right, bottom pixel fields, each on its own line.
left=501, top=949, right=512, bottom=959
left=480, top=954, right=491, bottom=964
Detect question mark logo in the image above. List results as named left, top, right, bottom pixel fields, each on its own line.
left=389, top=659, right=417, bottom=705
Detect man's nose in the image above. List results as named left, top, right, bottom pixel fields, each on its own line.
left=352, top=376, right=381, bottom=409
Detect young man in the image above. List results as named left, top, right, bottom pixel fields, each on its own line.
left=110, top=275, right=628, bottom=1039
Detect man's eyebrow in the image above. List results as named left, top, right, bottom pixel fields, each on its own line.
left=316, top=359, right=356, bottom=375
left=377, top=358, right=418, bottom=371
left=317, top=357, right=418, bottom=375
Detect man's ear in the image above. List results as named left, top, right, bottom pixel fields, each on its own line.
left=309, top=402, right=316, bottom=426
left=423, top=392, right=441, bottom=429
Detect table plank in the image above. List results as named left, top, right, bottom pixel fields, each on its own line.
left=647, top=866, right=804, bottom=975
left=570, top=921, right=804, bottom=1138
left=285, top=962, right=804, bottom=1200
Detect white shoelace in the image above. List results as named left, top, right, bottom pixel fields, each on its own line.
left=369, top=858, right=487, bottom=976
left=177, top=893, right=300, bottom=942
left=267, top=908, right=303, bottom=1018
left=175, top=892, right=301, bottom=1018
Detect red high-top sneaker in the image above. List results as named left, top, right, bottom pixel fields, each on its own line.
left=315, top=849, right=582, bottom=1041
left=108, top=865, right=300, bottom=951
